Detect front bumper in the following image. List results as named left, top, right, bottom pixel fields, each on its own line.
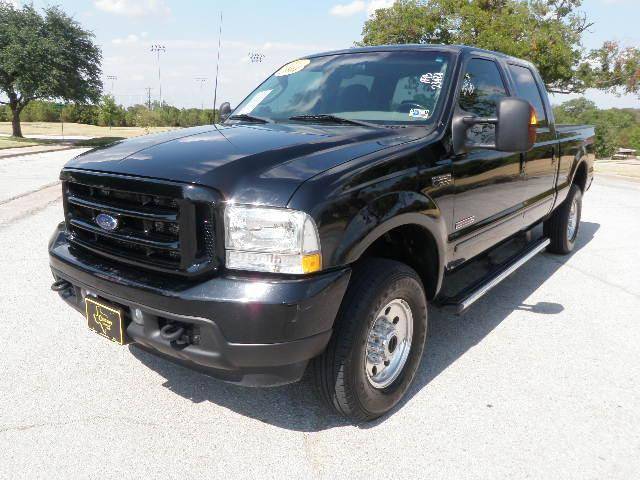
left=49, top=223, right=350, bottom=386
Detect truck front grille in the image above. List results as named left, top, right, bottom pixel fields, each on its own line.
left=61, top=170, right=220, bottom=276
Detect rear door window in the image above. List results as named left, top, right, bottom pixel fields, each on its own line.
left=508, top=64, right=547, bottom=125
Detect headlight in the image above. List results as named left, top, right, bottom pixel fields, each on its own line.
left=224, top=205, right=321, bottom=274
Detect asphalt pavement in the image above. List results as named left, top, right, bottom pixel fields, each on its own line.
left=1, top=162, right=638, bottom=479
left=0, top=148, right=89, bottom=203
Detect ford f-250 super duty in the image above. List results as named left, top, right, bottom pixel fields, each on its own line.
left=49, top=45, right=594, bottom=421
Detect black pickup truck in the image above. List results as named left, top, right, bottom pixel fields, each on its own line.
left=49, top=45, right=594, bottom=421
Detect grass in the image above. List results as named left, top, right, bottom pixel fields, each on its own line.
left=0, top=136, right=42, bottom=150
left=74, top=137, right=125, bottom=147
left=0, top=122, right=176, bottom=139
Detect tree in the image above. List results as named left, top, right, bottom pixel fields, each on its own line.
left=553, top=98, right=640, bottom=158
left=98, top=95, right=124, bottom=128
left=594, top=122, right=617, bottom=159
left=0, top=3, right=102, bottom=137
left=359, top=0, right=640, bottom=96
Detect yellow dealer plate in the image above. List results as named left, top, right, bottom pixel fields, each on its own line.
left=85, top=297, right=125, bottom=345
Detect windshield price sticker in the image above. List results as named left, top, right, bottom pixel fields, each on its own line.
left=238, top=89, right=273, bottom=114
left=419, top=72, right=444, bottom=90
left=409, top=108, right=430, bottom=119
left=275, top=59, right=311, bottom=77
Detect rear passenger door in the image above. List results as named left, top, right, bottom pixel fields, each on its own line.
left=507, top=63, right=557, bottom=222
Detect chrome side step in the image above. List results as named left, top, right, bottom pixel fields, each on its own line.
left=440, top=237, right=550, bottom=314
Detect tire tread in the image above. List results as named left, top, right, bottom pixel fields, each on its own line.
left=312, top=258, right=425, bottom=421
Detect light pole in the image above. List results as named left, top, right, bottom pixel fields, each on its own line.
left=106, top=75, right=117, bottom=96
left=150, top=44, right=166, bottom=106
left=194, top=77, right=208, bottom=110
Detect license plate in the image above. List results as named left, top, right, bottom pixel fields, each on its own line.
left=85, top=297, right=125, bottom=345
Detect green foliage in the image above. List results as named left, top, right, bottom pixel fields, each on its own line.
left=98, top=95, right=125, bottom=127
left=60, top=103, right=99, bottom=124
left=0, top=98, right=218, bottom=129
left=359, top=0, right=640, bottom=96
left=0, top=3, right=102, bottom=136
left=20, top=101, right=62, bottom=122
left=553, top=98, right=640, bottom=158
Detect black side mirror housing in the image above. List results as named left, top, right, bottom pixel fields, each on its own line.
left=494, top=97, right=537, bottom=152
left=452, top=97, right=536, bottom=155
left=219, top=102, right=231, bottom=122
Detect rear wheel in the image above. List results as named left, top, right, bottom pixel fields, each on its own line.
left=312, top=258, right=427, bottom=421
left=545, top=184, right=582, bottom=255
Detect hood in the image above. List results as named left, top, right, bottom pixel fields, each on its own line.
left=65, top=123, right=423, bottom=206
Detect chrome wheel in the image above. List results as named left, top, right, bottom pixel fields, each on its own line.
left=567, top=197, right=578, bottom=241
left=365, top=298, right=413, bottom=389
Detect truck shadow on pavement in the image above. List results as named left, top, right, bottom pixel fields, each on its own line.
left=130, top=221, right=599, bottom=432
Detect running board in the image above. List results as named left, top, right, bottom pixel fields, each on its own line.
left=439, top=237, right=550, bottom=314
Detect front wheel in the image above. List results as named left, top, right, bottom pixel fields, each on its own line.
left=544, top=184, right=582, bottom=254
left=312, top=258, right=427, bottom=421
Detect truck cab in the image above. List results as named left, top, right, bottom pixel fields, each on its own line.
left=49, top=45, right=594, bottom=422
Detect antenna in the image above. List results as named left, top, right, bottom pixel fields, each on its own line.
left=212, top=11, right=223, bottom=122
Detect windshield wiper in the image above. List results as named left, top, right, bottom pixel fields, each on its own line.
left=288, top=114, right=380, bottom=128
left=228, top=113, right=270, bottom=124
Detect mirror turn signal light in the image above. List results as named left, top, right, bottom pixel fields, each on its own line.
left=302, top=253, right=322, bottom=273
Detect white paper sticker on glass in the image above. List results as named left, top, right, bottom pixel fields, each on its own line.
left=409, top=108, right=430, bottom=119
left=275, top=59, right=310, bottom=77
left=419, top=72, right=444, bottom=90
left=461, top=73, right=475, bottom=96
left=237, top=89, right=273, bottom=114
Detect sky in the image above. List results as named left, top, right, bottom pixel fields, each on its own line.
left=8, top=0, right=640, bottom=109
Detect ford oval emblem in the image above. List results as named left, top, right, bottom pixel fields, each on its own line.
left=95, top=213, right=119, bottom=231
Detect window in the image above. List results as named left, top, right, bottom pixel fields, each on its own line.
left=508, top=64, right=547, bottom=124
left=232, top=51, right=453, bottom=126
left=391, top=71, right=445, bottom=117
left=458, top=59, right=507, bottom=117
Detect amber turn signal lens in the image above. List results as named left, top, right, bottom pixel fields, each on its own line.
left=302, top=253, right=322, bottom=273
left=530, top=110, right=538, bottom=126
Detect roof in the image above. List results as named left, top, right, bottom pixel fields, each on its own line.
left=305, top=44, right=526, bottom=64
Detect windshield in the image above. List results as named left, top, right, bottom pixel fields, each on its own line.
left=230, top=50, right=453, bottom=126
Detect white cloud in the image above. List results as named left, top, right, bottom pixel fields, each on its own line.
left=329, top=0, right=395, bottom=17
left=94, top=0, right=171, bottom=18
left=112, top=34, right=140, bottom=45
left=329, top=0, right=366, bottom=16
left=367, top=0, right=395, bottom=16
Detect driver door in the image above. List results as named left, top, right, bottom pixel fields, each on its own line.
left=450, top=57, right=527, bottom=262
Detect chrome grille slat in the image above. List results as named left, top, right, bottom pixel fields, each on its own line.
left=67, top=195, right=178, bottom=222
left=69, top=218, right=180, bottom=251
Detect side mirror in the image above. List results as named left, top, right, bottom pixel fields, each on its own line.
left=218, top=102, right=231, bottom=122
left=452, top=97, right=536, bottom=155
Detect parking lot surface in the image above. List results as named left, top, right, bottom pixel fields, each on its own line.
left=0, top=148, right=89, bottom=203
left=1, top=172, right=639, bottom=479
